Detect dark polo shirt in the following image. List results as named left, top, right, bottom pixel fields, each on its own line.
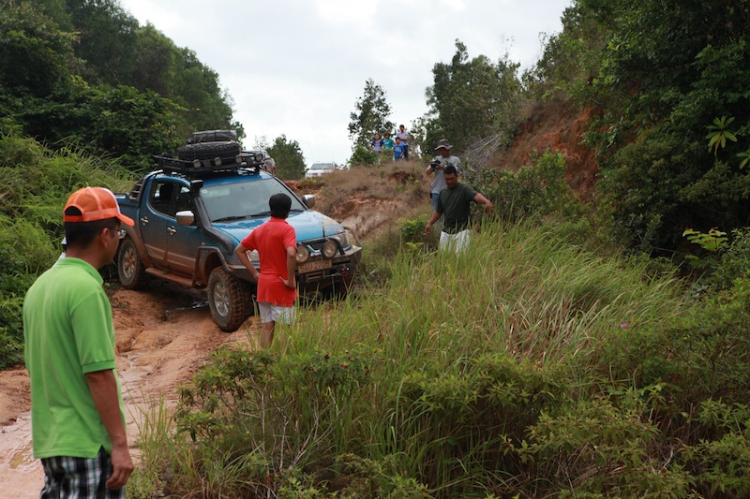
left=437, top=183, right=478, bottom=234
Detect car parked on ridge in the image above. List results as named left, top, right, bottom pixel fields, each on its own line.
left=305, top=162, right=338, bottom=179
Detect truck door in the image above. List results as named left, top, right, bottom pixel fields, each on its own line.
left=140, top=180, right=177, bottom=267
left=166, top=185, right=203, bottom=276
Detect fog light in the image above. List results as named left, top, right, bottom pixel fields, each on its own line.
left=322, top=240, right=337, bottom=259
left=296, top=246, right=310, bottom=263
left=193, top=159, right=201, bottom=168
left=213, top=157, right=222, bottom=166
left=236, top=154, right=243, bottom=164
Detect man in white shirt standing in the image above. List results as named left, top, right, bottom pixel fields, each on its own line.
left=425, top=138, right=461, bottom=212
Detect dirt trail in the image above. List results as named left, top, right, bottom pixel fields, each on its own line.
left=0, top=283, right=252, bottom=498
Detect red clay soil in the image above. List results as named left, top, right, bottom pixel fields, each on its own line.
left=499, top=99, right=601, bottom=201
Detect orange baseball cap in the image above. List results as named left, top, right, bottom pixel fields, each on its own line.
left=63, top=187, right=135, bottom=226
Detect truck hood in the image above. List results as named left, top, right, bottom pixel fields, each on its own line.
left=214, top=210, right=345, bottom=245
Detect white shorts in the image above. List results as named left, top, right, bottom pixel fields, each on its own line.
left=258, top=302, right=296, bottom=324
left=439, top=229, right=470, bottom=254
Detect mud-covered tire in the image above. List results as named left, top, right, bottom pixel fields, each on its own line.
left=207, top=267, right=253, bottom=332
left=177, top=141, right=240, bottom=161
left=118, top=238, right=150, bottom=290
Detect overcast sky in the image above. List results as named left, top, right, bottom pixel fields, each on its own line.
left=118, top=0, right=571, bottom=165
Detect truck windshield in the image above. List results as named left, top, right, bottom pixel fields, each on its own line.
left=201, top=179, right=306, bottom=223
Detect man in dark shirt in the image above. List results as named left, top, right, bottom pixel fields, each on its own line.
left=424, top=165, right=493, bottom=253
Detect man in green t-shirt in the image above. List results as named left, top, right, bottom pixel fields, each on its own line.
left=24, top=187, right=135, bottom=497
left=424, top=165, right=493, bottom=254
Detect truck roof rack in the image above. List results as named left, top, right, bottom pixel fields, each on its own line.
left=153, top=152, right=264, bottom=176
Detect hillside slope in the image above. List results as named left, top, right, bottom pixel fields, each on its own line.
left=0, top=106, right=592, bottom=495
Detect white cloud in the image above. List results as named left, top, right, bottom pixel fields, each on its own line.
left=119, top=0, right=570, bottom=165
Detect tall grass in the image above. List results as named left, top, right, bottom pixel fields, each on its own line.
left=134, top=220, right=697, bottom=497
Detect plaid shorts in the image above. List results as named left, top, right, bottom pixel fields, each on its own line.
left=40, top=446, right=125, bottom=499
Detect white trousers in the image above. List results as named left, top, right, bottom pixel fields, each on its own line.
left=439, top=229, right=470, bottom=255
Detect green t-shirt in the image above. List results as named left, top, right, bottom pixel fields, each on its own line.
left=437, top=182, right=478, bottom=234
left=23, top=258, right=124, bottom=459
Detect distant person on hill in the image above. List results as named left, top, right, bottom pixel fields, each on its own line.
left=425, top=138, right=461, bottom=212
left=234, top=193, right=297, bottom=349
left=383, top=132, right=395, bottom=151
left=397, top=124, right=410, bottom=160
left=393, top=136, right=405, bottom=161
left=24, top=187, right=135, bottom=498
left=424, top=165, right=493, bottom=254
left=370, top=133, right=384, bottom=154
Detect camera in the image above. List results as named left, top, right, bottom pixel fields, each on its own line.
left=430, top=160, right=441, bottom=170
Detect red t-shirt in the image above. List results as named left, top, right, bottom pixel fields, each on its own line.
left=240, top=218, right=297, bottom=306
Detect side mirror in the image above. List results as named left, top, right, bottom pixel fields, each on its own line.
left=176, top=211, right=195, bottom=226
left=302, top=194, right=316, bottom=209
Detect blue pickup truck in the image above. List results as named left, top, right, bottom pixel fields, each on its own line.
left=116, top=151, right=362, bottom=332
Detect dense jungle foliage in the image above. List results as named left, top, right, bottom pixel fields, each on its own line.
left=0, top=0, right=242, bottom=172
left=4, top=0, right=750, bottom=496
left=528, top=0, right=750, bottom=252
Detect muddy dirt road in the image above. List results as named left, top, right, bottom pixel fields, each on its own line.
left=0, top=283, right=251, bottom=498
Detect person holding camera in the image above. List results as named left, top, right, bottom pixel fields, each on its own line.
left=424, top=165, right=493, bottom=254
left=425, top=139, right=461, bottom=211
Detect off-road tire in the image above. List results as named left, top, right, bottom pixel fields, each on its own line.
left=177, top=141, right=240, bottom=161
left=118, top=238, right=150, bottom=289
left=207, top=267, right=253, bottom=332
left=188, top=130, right=237, bottom=144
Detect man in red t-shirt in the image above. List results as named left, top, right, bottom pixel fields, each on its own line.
left=234, top=193, right=297, bottom=348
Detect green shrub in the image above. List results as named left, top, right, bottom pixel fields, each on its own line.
left=518, top=388, right=693, bottom=498
left=682, top=227, right=750, bottom=293
left=606, top=276, right=750, bottom=410
left=463, top=150, right=584, bottom=224
left=349, top=145, right=379, bottom=166
left=0, top=216, right=59, bottom=368
left=393, top=353, right=562, bottom=493
left=683, top=400, right=750, bottom=497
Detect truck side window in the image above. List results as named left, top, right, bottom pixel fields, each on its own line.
left=175, top=186, right=194, bottom=214
left=150, top=181, right=175, bottom=216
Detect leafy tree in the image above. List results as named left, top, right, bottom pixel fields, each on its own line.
left=423, top=40, right=523, bottom=154
left=131, top=23, right=174, bottom=96
left=577, top=0, right=750, bottom=251
left=60, top=0, right=139, bottom=85
left=267, top=135, right=306, bottom=180
left=523, top=3, right=608, bottom=100
left=348, top=78, right=395, bottom=149
left=0, top=1, right=79, bottom=100
left=2, top=0, right=243, bottom=164
left=169, top=46, right=243, bottom=140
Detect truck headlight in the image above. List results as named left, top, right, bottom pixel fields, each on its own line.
left=331, top=232, right=348, bottom=248
left=296, top=245, right=310, bottom=263
left=322, top=240, right=337, bottom=259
